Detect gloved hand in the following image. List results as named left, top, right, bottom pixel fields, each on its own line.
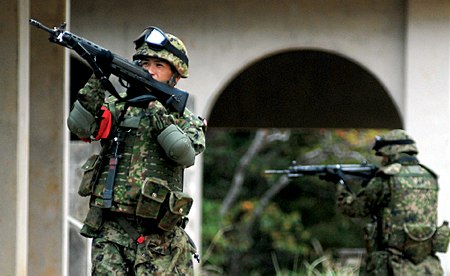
left=148, top=101, right=177, bottom=133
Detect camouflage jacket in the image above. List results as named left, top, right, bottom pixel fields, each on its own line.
left=76, top=76, right=206, bottom=214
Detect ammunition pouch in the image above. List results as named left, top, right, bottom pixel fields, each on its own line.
left=158, top=191, right=193, bottom=231
left=403, top=223, right=435, bottom=264
left=136, top=177, right=193, bottom=232
left=80, top=206, right=104, bottom=238
left=136, top=177, right=171, bottom=219
left=432, top=221, right=450, bottom=253
left=78, top=154, right=102, bottom=197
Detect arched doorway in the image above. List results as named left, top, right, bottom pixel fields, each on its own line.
left=202, top=50, right=401, bottom=274
left=209, top=49, right=402, bottom=129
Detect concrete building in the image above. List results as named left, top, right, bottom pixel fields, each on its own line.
left=3, top=0, right=450, bottom=275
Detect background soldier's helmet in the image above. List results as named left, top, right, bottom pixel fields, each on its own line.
left=372, top=129, right=418, bottom=156
left=133, top=28, right=189, bottom=78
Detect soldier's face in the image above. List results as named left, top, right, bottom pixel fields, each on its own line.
left=381, top=155, right=389, bottom=165
left=141, top=57, right=176, bottom=83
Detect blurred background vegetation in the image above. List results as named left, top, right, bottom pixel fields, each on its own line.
left=200, top=128, right=388, bottom=275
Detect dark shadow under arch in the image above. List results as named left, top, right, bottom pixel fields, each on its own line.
left=209, top=50, right=402, bottom=129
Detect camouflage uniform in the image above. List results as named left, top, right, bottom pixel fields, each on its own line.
left=336, top=130, right=447, bottom=275
left=68, top=27, right=206, bottom=275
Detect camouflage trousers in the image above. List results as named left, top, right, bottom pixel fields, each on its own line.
left=90, top=219, right=195, bottom=275
left=366, top=251, right=443, bottom=275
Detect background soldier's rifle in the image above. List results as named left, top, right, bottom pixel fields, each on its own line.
left=29, top=19, right=188, bottom=114
left=265, top=162, right=379, bottom=192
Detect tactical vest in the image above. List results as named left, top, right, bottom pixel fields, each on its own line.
left=90, top=101, right=184, bottom=214
left=379, top=163, right=438, bottom=262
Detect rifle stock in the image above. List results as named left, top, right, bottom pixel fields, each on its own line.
left=29, top=19, right=188, bottom=114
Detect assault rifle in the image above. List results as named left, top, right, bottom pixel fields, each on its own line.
left=265, top=162, right=379, bottom=192
left=29, top=19, right=188, bottom=114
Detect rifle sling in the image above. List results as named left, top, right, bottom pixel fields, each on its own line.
left=103, top=152, right=118, bottom=208
left=103, top=106, right=128, bottom=208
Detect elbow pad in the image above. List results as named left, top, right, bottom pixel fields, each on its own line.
left=67, top=101, right=97, bottom=139
left=157, top=124, right=195, bottom=167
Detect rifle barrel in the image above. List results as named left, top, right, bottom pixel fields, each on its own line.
left=29, top=19, right=55, bottom=34
left=264, top=170, right=290, bottom=174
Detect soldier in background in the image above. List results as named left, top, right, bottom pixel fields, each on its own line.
left=336, top=129, right=448, bottom=275
left=67, top=25, right=206, bottom=275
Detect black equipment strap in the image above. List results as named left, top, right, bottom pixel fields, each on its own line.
left=103, top=106, right=128, bottom=208
left=115, top=216, right=145, bottom=245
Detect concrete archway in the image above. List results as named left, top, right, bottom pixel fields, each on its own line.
left=209, top=50, right=402, bottom=129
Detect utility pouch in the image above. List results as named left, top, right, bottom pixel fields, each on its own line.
left=432, top=221, right=450, bottom=253
left=364, top=222, right=377, bottom=253
left=158, top=191, right=193, bottom=232
left=403, top=223, right=434, bottom=264
left=78, top=154, right=102, bottom=197
left=366, top=251, right=390, bottom=275
left=80, top=206, right=104, bottom=238
left=136, top=177, right=170, bottom=219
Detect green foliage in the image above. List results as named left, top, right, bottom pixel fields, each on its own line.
left=201, top=200, right=229, bottom=266
left=260, top=203, right=311, bottom=255
left=202, top=128, right=386, bottom=275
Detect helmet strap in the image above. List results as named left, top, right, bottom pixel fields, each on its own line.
left=167, top=74, right=178, bottom=87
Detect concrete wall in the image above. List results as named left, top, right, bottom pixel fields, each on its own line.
left=404, top=0, right=450, bottom=270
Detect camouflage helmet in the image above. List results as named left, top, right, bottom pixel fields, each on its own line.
left=133, top=26, right=189, bottom=78
left=372, top=129, right=418, bottom=156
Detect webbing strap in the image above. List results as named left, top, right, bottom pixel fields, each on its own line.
left=116, top=216, right=145, bottom=245
left=102, top=103, right=128, bottom=208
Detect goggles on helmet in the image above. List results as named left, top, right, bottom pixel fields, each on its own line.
left=133, top=26, right=189, bottom=66
left=372, top=136, right=415, bottom=152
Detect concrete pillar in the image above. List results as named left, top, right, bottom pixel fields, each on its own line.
left=1, top=0, right=24, bottom=274
left=26, top=0, right=66, bottom=275
left=404, top=0, right=450, bottom=272
left=2, top=2, right=67, bottom=274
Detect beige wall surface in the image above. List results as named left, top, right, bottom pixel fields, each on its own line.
left=70, top=0, right=406, bottom=118
left=1, top=0, right=20, bottom=273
